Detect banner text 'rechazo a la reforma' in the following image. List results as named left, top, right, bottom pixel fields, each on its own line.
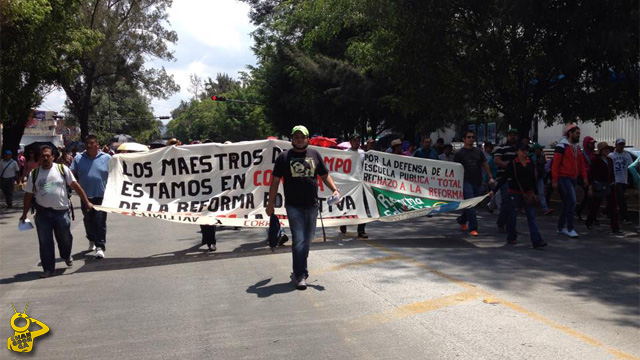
left=96, top=140, right=486, bottom=227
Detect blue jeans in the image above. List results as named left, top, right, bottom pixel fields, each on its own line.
left=35, top=208, right=73, bottom=272
left=507, top=193, right=544, bottom=245
left=285, top=204, right=318, bottom=280
left=497, top=183, right=513, bottom=228
left=536, top=178, right=549, bottom=211
left=457, top=182, right=484, bottom=231
left=557, top=177, right=577, bottom=231
left=81, top=197, right=107, bottom=250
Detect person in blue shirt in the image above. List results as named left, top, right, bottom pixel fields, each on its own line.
left=413, top=137, right=439, bottom=160
left=70, top=135, right=111, bottom=259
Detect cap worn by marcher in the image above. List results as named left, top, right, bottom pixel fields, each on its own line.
left=390, top=139, right=402, bottom=147
left=291, top=125, right=309, bottom=137
left=349, top=134, right=361, bottom=140
left=563, top=123, right=578, bottom=135
left=508, top=128, right=519, bottom=135
left=3, top=150, right=12, bottom=155
left=597, top=142, right=614, bottom=152
left=532, top=143, right=544, bottom=149
left=615, top=138, right=626, bottom=145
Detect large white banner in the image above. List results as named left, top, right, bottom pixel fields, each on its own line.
left=99, top=140, right=376, bottom=227
left=96, top=140, right=486, bottom=227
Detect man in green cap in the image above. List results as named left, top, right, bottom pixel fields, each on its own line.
left=492, top=128, right=519, bottom=231
left=266, top=125, right=340, bottom=290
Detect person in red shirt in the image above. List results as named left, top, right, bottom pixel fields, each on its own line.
left=552, top=124, right=587, bottom=238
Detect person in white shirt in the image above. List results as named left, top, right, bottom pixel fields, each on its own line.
left=20, top=145, right=93, bottom=278
left=608, top=138, right=634, bottom=224
left=339, top=134, right=368, bottom=238
left=1, top=150, right=21, bottom=208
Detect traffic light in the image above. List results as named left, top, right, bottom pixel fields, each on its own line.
left=211, top=95, right=226, bottom=102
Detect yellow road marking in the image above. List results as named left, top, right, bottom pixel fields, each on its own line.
left=355, top=240, right=639, bottom=360
left=368, top=290, right=485, bottom=324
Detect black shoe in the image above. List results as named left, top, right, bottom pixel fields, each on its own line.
left=357, top=232, right=369, bottom=239
left=64, top=258, right=73, bottom=267
left=39, top=271, right=55, bottom=278
left=507, top=239, right=517, bottom=245
left=533, top=242, right=548, bottom=249
left=7, top=204, right=12, bottom=208
left=278, top=234, right=289, bottom=245
left=207, top=244, right=217, bottom=252
left=339, top=226, right=347, bottom=234
left=594, top=219, right=600, bottom=226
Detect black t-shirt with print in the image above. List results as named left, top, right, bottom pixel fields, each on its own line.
left=454, top=147, right=487, bottom=186
left=273, top=148, right=329, bottom=207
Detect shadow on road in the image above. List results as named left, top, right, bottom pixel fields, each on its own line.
left=0, top=268, right=68, bottom=284
left=246, top=277, right=325, bottom=298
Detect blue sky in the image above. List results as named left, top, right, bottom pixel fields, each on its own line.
left=40, top=0, right=257, bottom=121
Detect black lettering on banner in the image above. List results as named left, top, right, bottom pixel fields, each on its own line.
left=253, top=149, right=264, bottom=165
left=122, top=161, right=153, bottom=178
left=240, top=151, right=252, bottom=167
left=161, top=158, right=175, bottom=176
left=271, top=147, right=282, bottom=163
left=229, top=153, right=239, bottom=169
left=220, top=174, right=246, bottom=191
left=214, top=153, right=227, bottom=170
left=199, top=155, right=213, bottom=172
left=121, top=181, right=132, bottom=196
left=264, top=192, right=283, bottom=207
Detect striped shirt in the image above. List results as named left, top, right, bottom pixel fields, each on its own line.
left=492, top=142, right=517, bottom=177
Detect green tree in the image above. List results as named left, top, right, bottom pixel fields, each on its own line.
left=243, top=0, right=639, bottom=140
left=63, top=81, right=160, bottom=145
left=166, top=74, right=271, bottom=142
left=55, top=0, right=180, bottom=141
left=0, top=0, right=98, bottom=153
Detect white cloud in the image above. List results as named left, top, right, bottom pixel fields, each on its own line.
left=169, top=0, right=255, bottom=52
left=42, top=0, right=258, bottom=122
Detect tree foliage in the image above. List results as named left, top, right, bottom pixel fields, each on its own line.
left=63, top=81, right=160, bottom=145
left=54, top=0, right=180, bottom=140
left=166, top=73, right=271, bottom=142
left=0, top=0, right=98, bottom=153
left=242, top=0, right=639, bottom=139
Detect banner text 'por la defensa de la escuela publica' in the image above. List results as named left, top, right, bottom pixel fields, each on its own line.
left=96, top=140, right=485, bottom=227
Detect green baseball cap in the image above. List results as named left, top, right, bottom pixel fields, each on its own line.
left=508, top=128, right=519, bottom=134
left=291, top=125, right=309, bottom=137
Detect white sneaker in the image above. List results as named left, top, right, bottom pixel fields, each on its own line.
left=88, top=241, right=96, bottom=251
left=95, top=248, right=105, bottom=259
left=557, top=228, right=570, bottom=236
left=567, top=230, right=579, bottom=238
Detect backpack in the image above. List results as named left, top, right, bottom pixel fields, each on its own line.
left=30, top=164, right=74, bottom=220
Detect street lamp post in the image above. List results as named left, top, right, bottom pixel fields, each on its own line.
left=108, top=92, right=112, bottom=133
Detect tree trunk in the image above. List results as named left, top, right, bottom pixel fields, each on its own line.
left=2, top=118, right=27, bottom=155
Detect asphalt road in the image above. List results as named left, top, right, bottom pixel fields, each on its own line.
left=1, top=194, right=638, bottom=359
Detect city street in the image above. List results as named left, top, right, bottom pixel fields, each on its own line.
left=1, top=194, right=639, bottom=360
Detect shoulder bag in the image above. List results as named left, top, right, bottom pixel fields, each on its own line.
left=513, top=161, right=540, bottom=206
